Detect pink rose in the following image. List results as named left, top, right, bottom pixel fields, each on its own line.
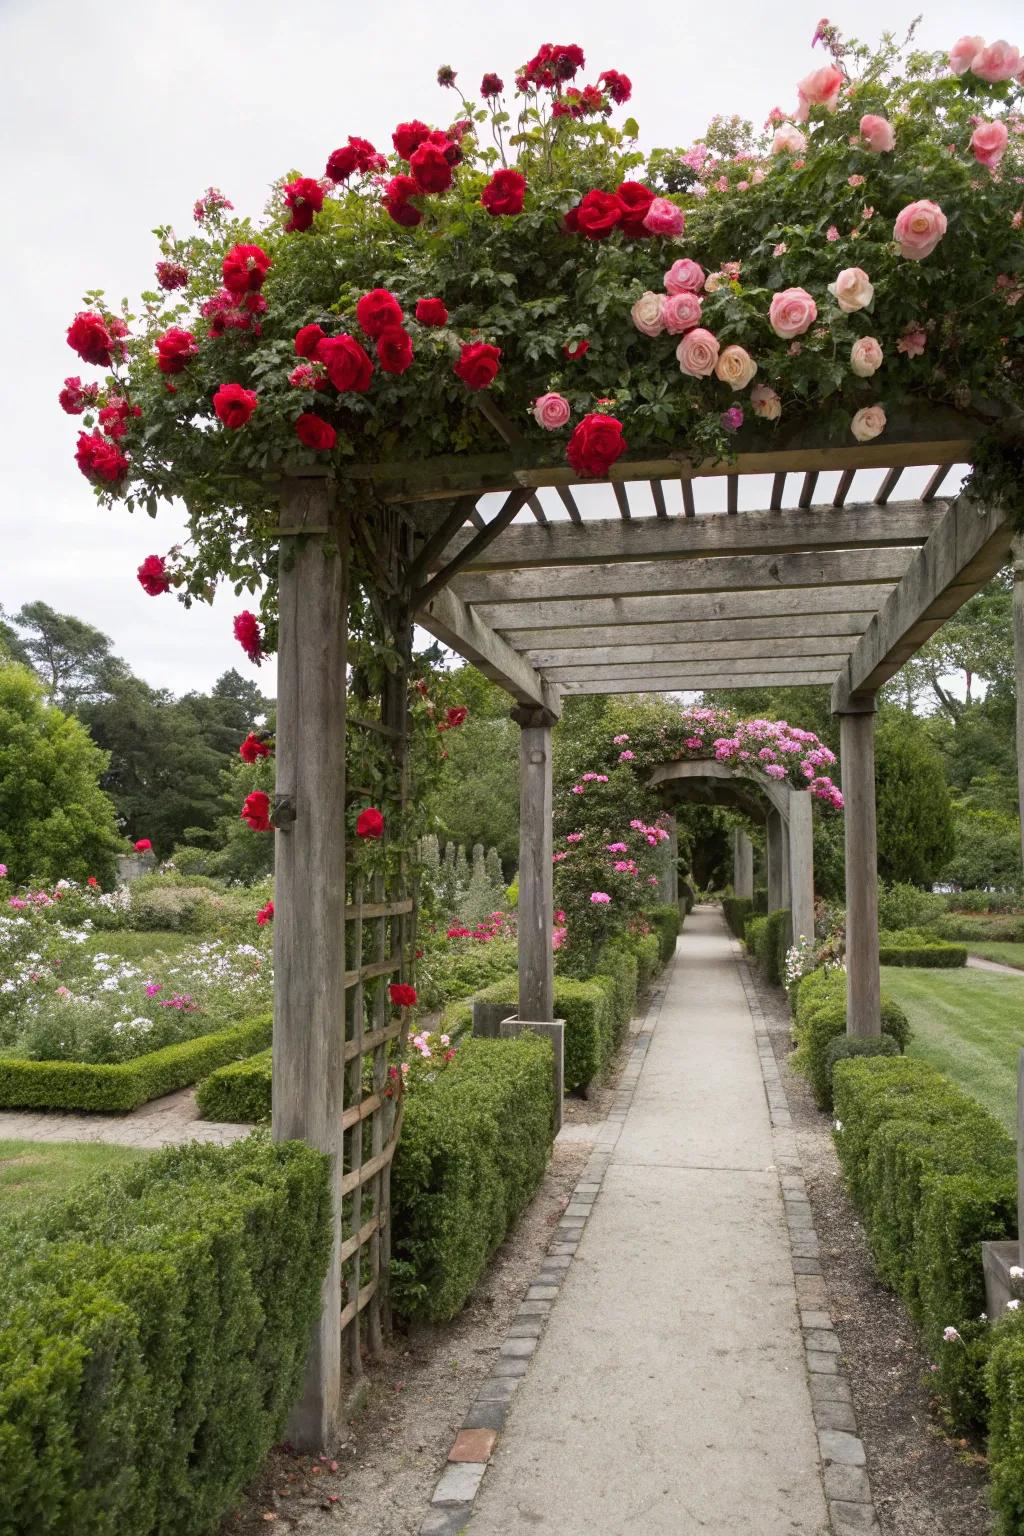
left=631, top=291, right=665, bottom=337
left=850, top=336, right=883, bottom=377
left=643, top=197, right=685, bottom=237
left=750, top=383, right=781, bottom=420
left=664, top=258, right=705, bottom=295
left=949, top=34, right=985, bottom=74
left=859, top=114, right=894, bottom=152
left=676, top=328, right=720, bottom=378
left=796, top=64, right=844, bottom=118
left=715, top=345, right=757, bottom=390
left=850, top=404, right=886, bottom=442
left=827, top=267, right=874, bottom=313
left=768, top=287, right=817, bottom=338
left=971, top=120, right=1009, bottom=168
left=971, top=40, right=1021, bottom=82
left=897, top=328, right=926, bottom=358
left=893, top=200, right=947, bottom=260
left=662, top=292, right=703, bottom=334
left=771, top=123, right=807, bottom=156
left=533, top=392, right=571, bottom=430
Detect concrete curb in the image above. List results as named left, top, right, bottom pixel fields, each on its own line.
left=735, top=942, right=883, bottom=1536
left=417, top=956, right=675, bottom=1535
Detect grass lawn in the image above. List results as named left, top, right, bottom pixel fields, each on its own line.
left=83, top=929, right=195, bottom=962
left=0, top=1139, right=145, bottom=1217
left=882, top=966, right=1024, bottom=1134
left=967, top=942, right=1024, bottom=971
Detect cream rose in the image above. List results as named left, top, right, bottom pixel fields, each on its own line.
left=850, top=337, right=883, bottom=378
left=631, top=291, right=665, bottom=338
left=532, top=392, right=571, bottom=430
left=768, top=287, right=817, bottom=338
left=750, top=383, right=782, bottom=421
left=676, top=328, right=720, bottom=378
left=771, top=123, right=807, bottom=156
left=715, top=345, right=758, bottom=390
left=893, top=200, right=948, bottom=260
left=664, top=258, right=705, bottom=295
left=828, top=267, right=874, bottom=313
left=662, top=292, right=703, bottom=334
left=850, top=404, right=886, bottom=442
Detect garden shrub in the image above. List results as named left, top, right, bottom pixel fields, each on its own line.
left=876, top=882, right=947, bottom=932
left=594, top=942, right=639, bottom=1045
left=986, top=1315, right=1024, bottom=1534
left=416, top=936, right=518, bottom=1010
left=470, top=974, right=612, bottom=1092
left=791, top=970, right=910, bottom=1108
left=390, top=1034, right=552, bottom=1321
left=196, top=1048, right=272, bottom=1123
left=746, top=908, right=790, bottom=986
left=935, top=914, right=1024, bottom=944
left=823, top=1032, right=899, bottom=1098
left=948, top=890, right=1024, bottom=916
left=744, top=915, right=768, bottom=960
left=0, top=1135, right=331, bottom=1536
left=752, top=886, right=768, bottom=915
left=722, top=895, right=753, bottom=940
left=878, top=942, right=967, bottom=968
left=643, top=904, right=681, bottom=964
left=0, top=1013, right=272, bottom=1112
left=632, top=933, right=661, bottom=992
left=832, top=1056, right=1016, bottom=1432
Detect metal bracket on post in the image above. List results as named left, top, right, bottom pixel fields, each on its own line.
left=272, top=794, right=297, bottom=832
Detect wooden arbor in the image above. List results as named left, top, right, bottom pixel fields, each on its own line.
left=272, top=409, right=1019, bottom=1441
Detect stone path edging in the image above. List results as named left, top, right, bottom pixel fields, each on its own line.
left=417, top=961, right=674, bottom=1536
left=735, top=940, right=883, bottom=1536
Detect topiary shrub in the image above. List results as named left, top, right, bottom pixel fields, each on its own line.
left=986, top=1314, right=1024, bottom=1534
left=642, top=904, right=681, bottom=964
left=0, top=1135, right=331, bottom=1536
left=824, top=1032, right=899, bottom=1098
left=470, top=974, right=613, bottom=1093
left=594, top=942, right=639, bottom=1046
left=722, top=895, right=754, bottom=940
left=745, top=908, right=790, bottom=985
left=196, top=1048, right=272, bottom=1122
left=744, top=915, right=768, bottom=961
left=791, top=970, right=910, bottom=1108
left=878, top=942, right=967, bottom=968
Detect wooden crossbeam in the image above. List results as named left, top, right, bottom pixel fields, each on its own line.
left=415, top=488, right=531, bottom=607
left=480, top=584, right=896, bottom=631
left=503, top=613, right=874, bottom=649
left=681, top=478, right=696, bottom=517
left=543, top=655, right=852, bottom=683
left=556, top=486, right=583, bottom=523
left=833, top=469, right=855, bottom=507
left=770, top=473, right=786, bottom=510
left=798, top=472, right=818, bottom=509
left=561, top=669, right=839, bottom=694
left=404, top=495, right=480, bottom=590
left=921, top=463, right=955, bottom=502
left=613, top=482, right=632, bottom=520
left=651, top=480, right=668, bottom=518
left=874, top=467, right=903, bottom=505
left=526, top=635, right=860, bottom=668
left=527, top=493, right=548, bottom=524
left=727, top=476, right=739, bottom=514
left=418, top=583, right=561, bottom=715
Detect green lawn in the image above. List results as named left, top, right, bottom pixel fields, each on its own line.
left=0, top=1139, right=145, bottom=1217
left=83, top=929, right=194, bottom=962
left=968, top=942, right=1024, bottom=971
left=881, top=966, right=1024, bottom=1133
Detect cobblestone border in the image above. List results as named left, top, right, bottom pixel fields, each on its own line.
left=417, top=959, right=675, bottom=1536
left=735, top=941, right=883, bottom=1536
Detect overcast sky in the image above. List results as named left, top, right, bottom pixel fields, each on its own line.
left=1, top=0, right=1017, bottom=696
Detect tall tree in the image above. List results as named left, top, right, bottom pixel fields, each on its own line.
left=11, top=601, right=128, bottom=710
left=873, top=711, right=955, bottom=887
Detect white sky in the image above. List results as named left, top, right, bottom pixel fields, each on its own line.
left=1, top=0, right=1017, bottom=696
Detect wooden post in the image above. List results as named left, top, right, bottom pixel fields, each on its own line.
left=766, top=810, right=788, bottom=912
left=666, top=814, right=680, bottom=907
left=272, top=478, right=348, bottom=1449
left=838, top=702, right=881, bottom=1036
left=733, top=829, right=754, bottom=899
left=512, top=706, right=557, bottom=1022
left=787, top=789, right=815, bottom=948
left=1014, top=537, right=1024, bottom=880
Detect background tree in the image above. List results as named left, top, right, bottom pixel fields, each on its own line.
left=9, top=601, right=128, bottom=711
left=429, top=668, right=521, bottom=872
left=873, top=711, right=955, bottom=887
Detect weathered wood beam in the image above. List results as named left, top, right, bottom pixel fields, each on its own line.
left=727, top=475, right=739, bottom=514
left=875, top=467, right=903, bottom=505
left=770, top=473, right=786, bottom=510
left=502, top=613, right=874, bottom=650
left=526, top=635, right=860, bottom=668
left=417, top=584, right=561, bottom=716
left=681, top=479, right=696, bottom=517
left=405, top=495, right=481, bottom=591
left=561, top=669, right=839, bottom=694
left=454, top=547, right=913, bottom=607
left=435, top=502, right=945, bottom=572
left=543, top=656, right=851, bottom=683
left=833, top=469, right=855, bottom=507
left=613, top=482, right=631, bottom=520
left=921, top=464, right=955, bottom=502
left=480, top=584, right=895, bottom=631
left=651, top=480, right=668, bottom=518
left=415, top=488, right=531, bottom=608
left=556, top=486, right=582, bottom=524
left=832, top=495, right=1015, bottom=710
left=798, top=472, right=818, bottom=509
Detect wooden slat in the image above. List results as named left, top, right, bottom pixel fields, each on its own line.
left=726, top=476, right=739, bottom=514
left=344, top=873, right=365, bottom=1378
left=404, top=496, right=481, bottom=590
left=921, top=464, right=954, bottom=502
left=341, top=1091, right=383, bottom=1130
left=545, top=656, right=851, bottom=683
left=505, top=613, right=873, bottom=649
left=343, top=1017, right=403, bottom=1061
left=415, top=488, right=532, bottom=607
left=798, top=472, right=818, bottom=509
left=874, top=467, right=903, bottom=505
left=680, top=479, right=695, bottom=517
left=613, top=482, right=631, bottom=520
left=556, top=486, right=583, bottom=524
left=650, top=480, right=668, bottom=518
left=529, top=636, right=860, bottom=667
left=343, top=955, right=400, bottom=990
left=340, top=1211, right=386, bottom=1265
left=468, top=506, right=486, bottom=529
left=339, top=1277, right=379, bottom=1330
left=482, top=584, right=895, bottom=631
left=418, top=584, right=562, bottom=715
left=770, top=473, right=786, bottom=510
left=341, top=1116, right=402, bottom=1194
left=527, top=492, right=548, bottom=525
left=832, top=469, right=855, bottom=507
left=344, top=898, right=414, bottom=921
left=561, top=669, right=839, bottom=694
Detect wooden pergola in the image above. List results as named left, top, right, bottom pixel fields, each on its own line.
left=271, top=408, right=1020, bottom=1442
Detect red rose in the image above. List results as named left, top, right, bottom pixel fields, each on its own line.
left=137, top=555, right=170, bottom=596
left=376, top=326, right=414, bottom=374
left=427, top=128, right=463, bottom=167
left=552, top=43, right=585, bottom=78
left=383, top=174, right=422, bottom=227
left=256, top=899, right=275, bottom=926
left=75, top=430, right=129, bottom=487
left=240, top=731, right=273, bottom=763
left=438, top=705, right=468, bottom=731
left=58, top=376, right=99, bottom=414
left=234, top=610, right=263, bottom=664
left=356, top=288, right=404, bottom=338
left=134, top=838, right=153, bottom=852
left=326, top=136, right=381, bottom=181
left=295, top=412, right=337, bottom=451
left=294, top=323, right=325, bottom=358
left=356, top=806, right=385, bottom=840
left=481, top=72, right=504, bottom=97
left=67, top=311, right=115, bottom=367
left=454, top=341, right=501, bottom=391
left=213, top=382, right=258, bottom=429
left=481, top=169, right=526, bottom=216
left=599, top=69, right=632, bottom=103
left=87, top=876, right=99, bottom=888
left=98, top=398, right=141, bottom=440
left=156, top=259, right=189, bottom=290
left=240, top=791, right=272, bottom=832
left=283, top=176, right=325, bottom=233
left=409, top=139, right=453, bottom=194
left=566, top=413, right=627, bottom=477
left=415, top=297, right=448, bottom=326
left=316, top=334, right=373, bottom=393
left=392, top=120, right=431, bottom=159
left=156, top=327, right=198, bottom=374
left=221, top=243, right=272, bottom=294
left=576, top=189, right=622, bottom=239
left=563, top=339, right=590, bottom=360
left=389, top=983, right=418, bottom=1008
left=616, top=181, right=655, bottom=236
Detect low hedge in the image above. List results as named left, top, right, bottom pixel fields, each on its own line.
left=832, top=1056, right=1016, bottom=1432
left=986, top=1315, right=1024, bottom=1533
left=722, top=895, right=754, bottom=940
left=824, top=1033, right=900, bottom=1089
left=196, top=1048, right=273, bottom=1123
left=745, top=908, right=790, bottom=986
left=470, top=974, right=613, bottom=1092
left=390, top=1033, right=552, bottom=1321
left=792, top=970, right=910, bottom=1108
left=0, top=1135, right=331, bottom=1536
left=0, top=1013, right=273, bottom=1113
left=643, top=903, right=682, bottom=965
left=879, top=942, right=968, bottom=968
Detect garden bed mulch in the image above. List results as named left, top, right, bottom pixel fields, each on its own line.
left=753, top=965, right=995, bottom=1536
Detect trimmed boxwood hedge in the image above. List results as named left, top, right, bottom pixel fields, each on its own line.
left=0, top=1135, right=331, bottom=1536
left=986, top=1315, right=1024, bottom=1533
left=832, top=1056, right=1016, bottom=1433
left=722, top=896, right=754, bottom=940
left=0, top=1013, right=273, bottom=1113
left=196, top=1048, right=273, bottom=1123
left=745, top=908, right=790, bottom=986
left=470, top=974, right=613, bottom=1092
left=390, top=1033, right=553, bottom=1322
left=792, top=970, right=910, bottom=1108
left=644, top=904, right=682, bottom=965
left=878, top=942, right=968, bottom=967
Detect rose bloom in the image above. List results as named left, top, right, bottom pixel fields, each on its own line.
left=234, top=611, right=263, bottom=663
left=750, top=382, right=782, bottom=421
left=326, top=136, right=381, bottom=181
left=771, top=123, right=807, bottom=156
left=859, top=114, right=894, bottom=153
left=156, top=259, right=189, bottom=290
left=221, top=243, right=272, bottom=294
left=576, top=189, right=622, bottom=239
left=410, top=139, right=453, bottom=194
left=768, top=287, right=817, bottom=338
left=384, top=174, right=422, bottom=227
left=240, top=791, right=272, bottom=832
left=481, top=168, right=526, bottom=215
left=827, top=267, right=874, bottom=312
left=971, top=40, right=1021, bottom=82
left=897, top=328, right=926, bottom=358
left=715, top=345, right=758, bottom=390
left=533, top=392, right=571, bottom=430
left=240, top=732, right=272, bottom=763
left=565, top=414, right=627, bottom=477
left=850, top=404, right=886, bottom=442
left=796, top=64, right=844, bottom=116
left=665, top=258, right=705, bottom=295
left=317, top=335, right=374, bottom=393
left=295, top=413, right=337, bottom=451
left=75, top=430, right=129, bottom=486
left=971, top=120, right=1009, bottom=168
left=356, top=288, right=403, bottom=337
left=294, top=323, right=326, bottom=358
left=893, top=200, right=947, bottom=260
left=213, top=382, right=258, bottom=429
left=376, top=327, right=414, bottom=374
left=631, top=291, right=665, bottom=337
left=59, top=376, right=99, bottom=414
left=155, top=327, right=198, bottom=374
left=356, top=806, right=385, bottom=840
left=283, top=177, right=325, bottom=232
left=416, top=297, right=448, bottom=326
left=642, top=197, right=685, bottom=237
left=616, top=182, right=655, bottom=237
left=662, top=292, right=703, bottom=334
left=392, top=120, right=431, bottom=159
left=454, top=341, right=501, bottom=390
left=137, top=555, right=170, bottom=596
left=850, top=336, right=883, bottom=377
left=949, top=34, right=985, bottom=73
left=676, top=328, right=720, bottom=378
left=67, top=310, right=115, bottom=366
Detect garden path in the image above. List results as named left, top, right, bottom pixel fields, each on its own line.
left=467, top=907, right=832, bottom=1535
left=966, top=955, right=1024, bottom=976
left=0, top=1087, right=246, bottom=1149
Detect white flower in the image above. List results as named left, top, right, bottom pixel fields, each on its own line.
left=1009, top=1266, right=1023, bottom=1280
left=943, top=1326, right=962, bottom=1341
left=1009, top=1300, right=1021, bottom=1312
left=833, top=1119, right=843, bottom=1133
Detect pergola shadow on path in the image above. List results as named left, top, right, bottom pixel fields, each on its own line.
left=274, top=407, right=1022, bottom=1440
